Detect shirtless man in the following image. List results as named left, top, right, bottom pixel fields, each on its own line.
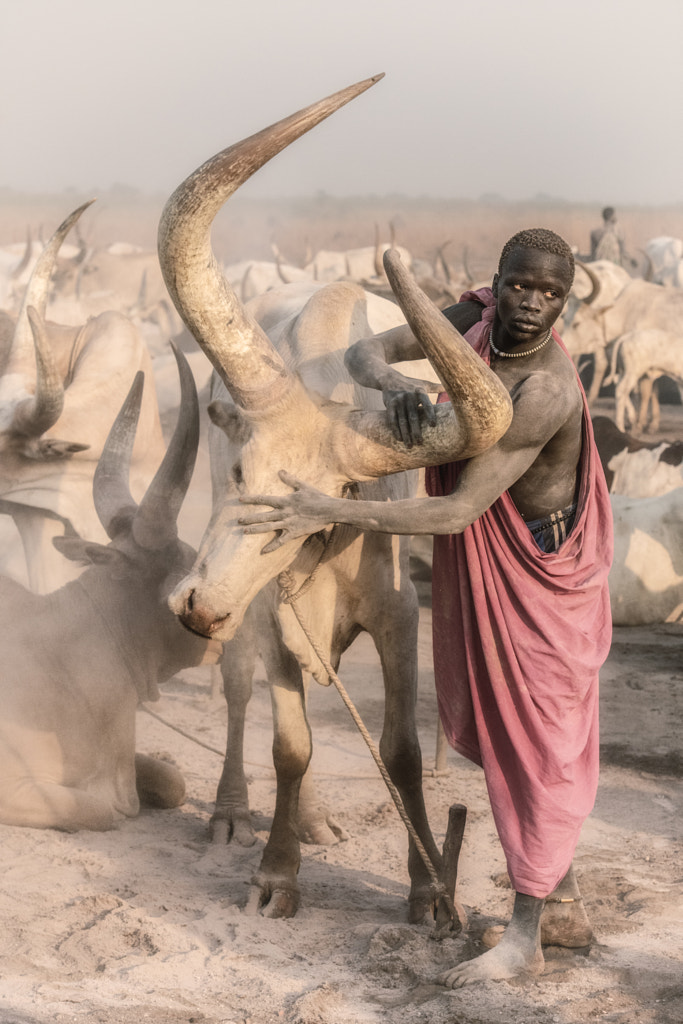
left=239, top=229, right=613, bottom=986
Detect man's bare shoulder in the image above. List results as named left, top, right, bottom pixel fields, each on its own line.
left=506, top=364, right=582, bottom=448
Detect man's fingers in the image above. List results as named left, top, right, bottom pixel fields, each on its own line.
left=394, top=406, right=413, bottom=448
left=239, top=494, right=282, bottom=509
left=278, top=470, right=301, bottom=488
left=260, top=532, right=285, bottom=553
left=243, top=521, right=280, bottom=534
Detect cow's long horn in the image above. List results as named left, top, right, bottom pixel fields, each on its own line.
left=132, top=344, right=199, bottom=550
left=158, top=74, right=384, bottom=412
left=346, top=250, right=512, bottom=478
left=8, top=201, right=96, bottom=378
left=12, top=307, right=65, bottom=437
left=93, top=372, right=145, bottom=539
left=575, top=260, right=601, bottom=305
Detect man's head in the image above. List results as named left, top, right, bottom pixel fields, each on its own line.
left=602, top=206, right=616, bottom=223
left=492, top=229, right=575, bottom=347
left=497, top=228, right=575, bottom=289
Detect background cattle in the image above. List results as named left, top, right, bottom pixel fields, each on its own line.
left=0, top=204, right=166, bottom=593
left=643, top=235, right=683, bottom=287
left=0, top=343, right=219, bottom=831
left=604, top=328, right=683, bottom=433
left=592, top=415, right=683, bottom=496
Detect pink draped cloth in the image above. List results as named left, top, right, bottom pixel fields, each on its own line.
left=425, top=288, right=613, bottom=897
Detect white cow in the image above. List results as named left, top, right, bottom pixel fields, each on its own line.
left=562, top=275, right=683, bottom=397
left=592, top=415, right=683, bottom=498
left=644, top=236, right=683, bottom=288
left=0, top=204, right=166, bottom=593
left=610, top=488, right=683, bottom=625
left=157, top=75, right=512, bottom=921
left=0, top=344, right=219, bottom=831
left=559, top=260, right=633, bottom=404
left=605, top=328, right=683, bottom=433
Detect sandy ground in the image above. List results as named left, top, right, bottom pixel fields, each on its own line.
left=1, top=590, right=681, bottom=1024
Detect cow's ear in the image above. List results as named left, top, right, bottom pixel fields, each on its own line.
left=21, top=438, right=90, bottom=462
left=52, top=536, right=131, bottom=572
left=207, top=400, right=252, bottom=444
left=52, top=536, right=97, bottom=565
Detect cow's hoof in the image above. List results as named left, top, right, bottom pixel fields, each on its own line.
left=209, top=810, right=256, bottom=847
left=246, top=875, right=300, bottom=919
left=297, top=812, right=348, bottom=845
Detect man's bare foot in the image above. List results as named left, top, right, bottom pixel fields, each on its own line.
left=438, top=891, right=545, bottom=988
left=541, top=865, right=593, bottom=947
left=482, top=865, right=593, bottom=951
left=439, top=938, right=545, bottom=987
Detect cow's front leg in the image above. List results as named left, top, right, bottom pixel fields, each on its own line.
left=211, top=611, right=258, bottom=847
left=246, top=642, right=310, bottom=919
left=587, top=347, right=608, bottom=405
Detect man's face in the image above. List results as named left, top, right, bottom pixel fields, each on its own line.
left=492, top=247, right=573, bottom=346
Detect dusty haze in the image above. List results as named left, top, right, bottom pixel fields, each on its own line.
left=3, top=0, right=683, bottom=207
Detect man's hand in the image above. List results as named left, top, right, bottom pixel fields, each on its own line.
left=239, top=471, right=336, bottom=553
left=383, top=379, right=438, bottom=447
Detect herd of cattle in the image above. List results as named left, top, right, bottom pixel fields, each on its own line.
left=0, top=77, right=681, bottom=921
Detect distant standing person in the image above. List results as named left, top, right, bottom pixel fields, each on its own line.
left=590, top=206, right=628, bottom=265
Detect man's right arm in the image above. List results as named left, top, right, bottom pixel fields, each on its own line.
left=344, top=300, right=484, bottom=446
left=344, top=300, right=482, bottom=391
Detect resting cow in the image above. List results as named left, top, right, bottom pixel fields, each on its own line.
left=0, top=338, right=218, bottom=831
left=610, top=486, right=683, bottom=625
left=592, top=415, right=683, bottom=496
left=157, top=76, right=512, bottom=920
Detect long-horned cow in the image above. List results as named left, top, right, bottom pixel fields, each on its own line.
left=158, top=75, right=512, bottom=920
left=0, top=204, right=166, bottom=594
left=0, top=341, right=219, bottom=830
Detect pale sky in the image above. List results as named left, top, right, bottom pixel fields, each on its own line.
left=3, top=0, right=683, bottom=204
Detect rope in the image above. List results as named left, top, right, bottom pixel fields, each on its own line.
left=277, top=567, right=453, bottom=918
left=139, top=702, right=387, bottom=780
left=140, top=704, right=226, bottom=758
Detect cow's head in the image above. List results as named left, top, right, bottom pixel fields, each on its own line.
left=51, top=337, right=219, bottom=684
left=158, top=75, right=513, bottom=641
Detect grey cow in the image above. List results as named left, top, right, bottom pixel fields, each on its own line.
left=0, top=338, right=219, bottom=831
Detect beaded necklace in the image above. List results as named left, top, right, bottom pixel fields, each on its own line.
left=489, top=323, right=553, bottom=358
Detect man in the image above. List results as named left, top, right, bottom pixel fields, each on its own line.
left=590, top=206, right=628, bottom=265
left=239, top=229, right=614, bottom=986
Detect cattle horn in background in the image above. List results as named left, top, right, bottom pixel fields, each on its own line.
left=5, top=202, right=95, bottom=441
left=575, top=260, right=601, bottom=305
left=93, top=344, right=199, bottom=550
left=7, top=201, right=95, bottom=379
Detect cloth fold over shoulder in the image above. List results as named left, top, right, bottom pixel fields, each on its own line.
left=425, top=287, right=613, bottom=897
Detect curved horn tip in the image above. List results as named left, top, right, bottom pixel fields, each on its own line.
left=383, top=247, right=403, bottom=272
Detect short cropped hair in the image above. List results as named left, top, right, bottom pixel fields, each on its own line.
left=498, top=228, right=575, bottom=287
